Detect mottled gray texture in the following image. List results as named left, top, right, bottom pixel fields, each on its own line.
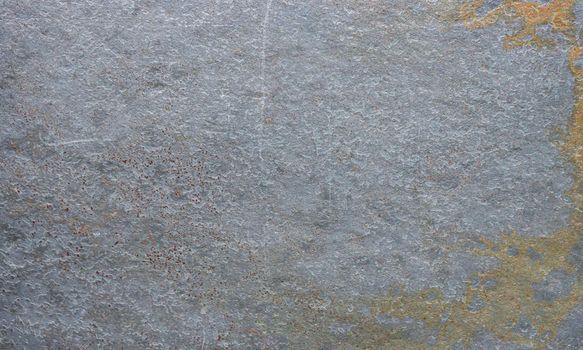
left=0, top=0, right=580, bottom=349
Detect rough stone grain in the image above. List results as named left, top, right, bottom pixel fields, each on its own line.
left=1, top=1, right=581, bottom=349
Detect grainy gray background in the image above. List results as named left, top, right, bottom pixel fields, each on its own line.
left=1, top=1, right=581, bottom=349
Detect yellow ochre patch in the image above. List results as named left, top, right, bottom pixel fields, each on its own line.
left=363, top=1, right=583, bottom=348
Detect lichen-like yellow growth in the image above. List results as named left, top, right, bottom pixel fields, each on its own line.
left=460, top=0, right=576, bottom=48
left=363, top=1, right=583, bottom=348
left=367, top=228, right=583, bottom=349
left=260, top=2, right=583, bottom=348
left=567, top=44, right=583, bottom=208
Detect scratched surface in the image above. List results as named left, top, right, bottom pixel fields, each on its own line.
left=0, top=1, right=582, bottom=349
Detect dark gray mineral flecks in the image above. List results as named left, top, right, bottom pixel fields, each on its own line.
left=1, top=1, right=581, bottom=349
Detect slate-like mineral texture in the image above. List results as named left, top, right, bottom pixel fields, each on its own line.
left=1, top=0, right=582, bottom=349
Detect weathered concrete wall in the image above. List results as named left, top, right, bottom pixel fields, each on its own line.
left=1, top=1, right=582, bottom=349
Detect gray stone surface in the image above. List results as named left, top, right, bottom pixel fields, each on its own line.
left=0, top=0, right=580, bottom=349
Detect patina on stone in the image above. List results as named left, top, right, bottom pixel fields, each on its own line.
left=0, top=0, right=582, bottom=349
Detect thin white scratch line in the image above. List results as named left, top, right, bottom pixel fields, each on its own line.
left=257, top=0, right=273, bottom=162
left=46, top=139, right=112, bottom=147
left=259, top=0, right=273, bottom=120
